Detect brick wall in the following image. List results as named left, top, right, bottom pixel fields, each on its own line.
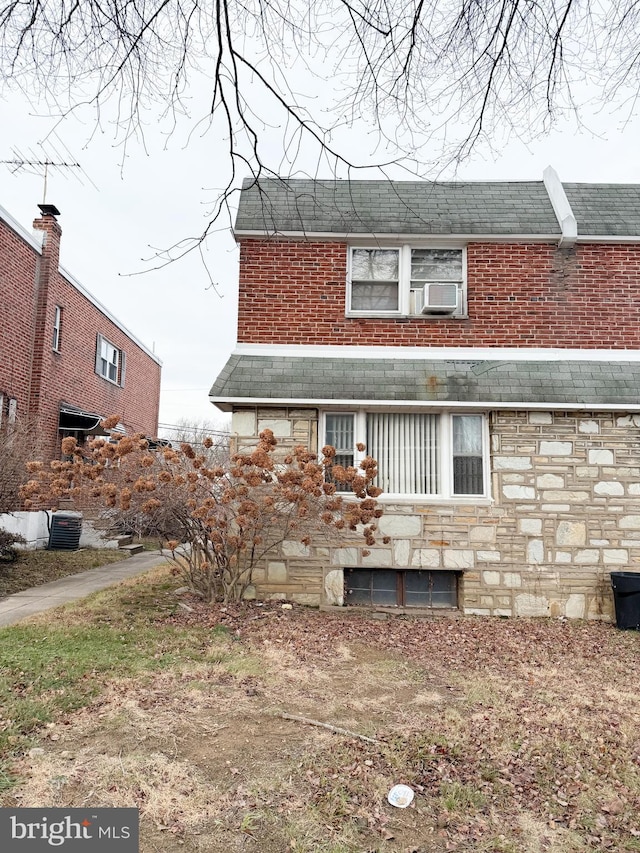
left=0, top=222, right=39, bottom=408
left=0, top=211, right=161, bottom=462
left=237, top=239, right=640, bottom=348
left=230, top=406, right=640, bottom=619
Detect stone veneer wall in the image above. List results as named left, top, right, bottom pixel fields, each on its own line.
left=231, top=407, right=640, bottom=620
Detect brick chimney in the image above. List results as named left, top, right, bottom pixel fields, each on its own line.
left=29, top=204, right=62, bottom=421
left=33, top=204, right=62, bottom=275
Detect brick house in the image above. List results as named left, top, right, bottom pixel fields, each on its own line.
left=210, top=169, right=640, bottom=620
left=0, top=202, right=162, bottom=465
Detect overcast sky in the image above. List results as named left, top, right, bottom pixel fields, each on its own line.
left=1, top=73, right=639, bottom=436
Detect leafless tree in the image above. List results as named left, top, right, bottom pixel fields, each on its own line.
left=1, top=1, right=636, bottom=241
left=159, top=417, right=230, bottom=464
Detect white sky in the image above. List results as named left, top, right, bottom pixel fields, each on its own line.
left=1, top=68, right=639, bottom=436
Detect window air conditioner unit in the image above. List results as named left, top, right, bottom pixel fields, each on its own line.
left=417, top=284, right=459, bottom=315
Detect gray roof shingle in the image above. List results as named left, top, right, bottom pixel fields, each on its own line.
left=234, top=177, right=640, bottom=237
left=563, top=184, right=640, bottom=237
left=234, top=178, right=561, bottom=236
left=210, top=356, right=640, bottom=409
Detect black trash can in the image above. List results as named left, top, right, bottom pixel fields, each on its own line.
left=610, top=571, right=640, bottom=630
left=48, top=513, right=82, bottom=550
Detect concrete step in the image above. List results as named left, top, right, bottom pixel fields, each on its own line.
left=119, top=543, right=144, bottom=555
left=116, top=535, right=133, bottom=547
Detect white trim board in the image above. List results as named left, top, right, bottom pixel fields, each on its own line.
left=232, top=343, right=640, bottom=362
left=233, top=228, right=640, bottom=244
left=543, top=166, right=577, bottom=247
left=210, top=396, right=640, bottom=413
left=233, top=229, right=562, bottom=243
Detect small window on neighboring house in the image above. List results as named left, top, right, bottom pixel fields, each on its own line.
left=96, top=334, right=126, bottom=386
left=52, top=306, right=62, bottom=351
left=323, top=411, right=487, bottom=499
left=8, top=398, right=17, bottom=426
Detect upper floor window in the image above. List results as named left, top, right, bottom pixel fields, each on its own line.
left=348, top=246, right=465, bottom=317
left=324, top=411, right=486, bottom=499
left=52, top=306, right=62, bottom=352
left=96, top=334, right=126, bottom=386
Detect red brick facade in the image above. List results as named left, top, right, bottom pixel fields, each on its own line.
left=237, top=239, right=640, bottom=348
left=0, top=206, right=161, bottom=462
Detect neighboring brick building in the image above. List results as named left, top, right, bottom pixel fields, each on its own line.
left=210, top=169, right=640, bottom=620
left=0, top=202, right=162, bottom=464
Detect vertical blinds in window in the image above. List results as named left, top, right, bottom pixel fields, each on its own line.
left=367, top=413, right=439, bottom=494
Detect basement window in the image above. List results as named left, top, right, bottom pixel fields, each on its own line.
left=344, top=569, right=458, bottom=608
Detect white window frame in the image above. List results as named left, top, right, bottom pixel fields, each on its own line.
left=321, top=409, right=490, bottom=501
left=346, top=244, right=467, bottom=318
left=52, top=305, right=62, bottom=352
left=96, top=334, right=125, bottom=386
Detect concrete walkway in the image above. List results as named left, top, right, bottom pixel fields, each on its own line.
left=0, top=551, right=169, bottom=628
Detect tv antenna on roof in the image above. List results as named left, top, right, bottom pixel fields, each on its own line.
left=1, top=137, right=97, bottom=201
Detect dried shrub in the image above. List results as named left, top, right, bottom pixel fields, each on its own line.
left=0, top=528, right=27, bottom=563
left=21, top=423, right=383, bottom=603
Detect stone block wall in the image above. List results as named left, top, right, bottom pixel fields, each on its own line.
left=231, top=407, right=318, bottom=457
left=232, top=406, right=640, bottom=620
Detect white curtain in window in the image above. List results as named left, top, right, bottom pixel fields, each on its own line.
left=367, top=413, right=439, bottom=494
left=452, top=415, right=484, bottom=495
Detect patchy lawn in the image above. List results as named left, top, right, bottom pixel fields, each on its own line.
left=1, top=570, right=639, bottom=852
left=0, top=548, right=129, bottom=598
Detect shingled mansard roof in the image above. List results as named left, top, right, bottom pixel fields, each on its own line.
left=233, top=174, right=640, bottom=238
left=210, top=356, right=640, bottom=412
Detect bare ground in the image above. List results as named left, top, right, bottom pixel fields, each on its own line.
left=3, top=594, right=640, bottom=853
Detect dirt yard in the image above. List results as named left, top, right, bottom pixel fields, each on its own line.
left=2, top=579, right=640, bottom=852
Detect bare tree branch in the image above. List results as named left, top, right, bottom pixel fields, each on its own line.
left=0, top=0, right=636, bottom=255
